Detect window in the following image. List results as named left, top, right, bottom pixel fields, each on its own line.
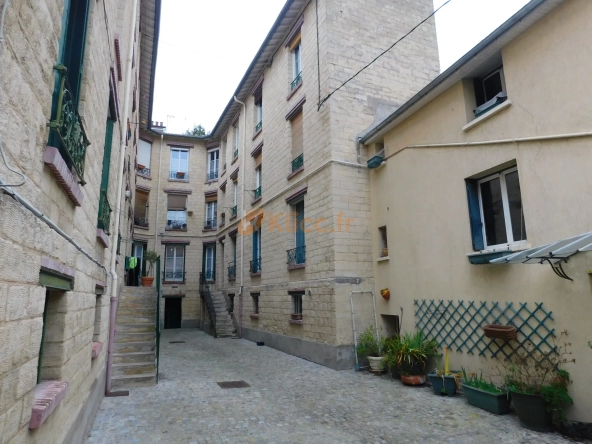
left=138, top=139, right=152, bottom=176
left=251, top=225, right=261, bottom=274
left=228, top=235, right=237, bottom=279
left=165, top=245, right=185, bottom=281
left=204, top=244, right=215, bottom=281
left=292, top=293, right=303, bottom=315
left=290, top=111, right=303, bottom=173
left=205, top=201, right=217, bottom=229
left=466, top=167, right=526, bottom=250
left=255, top=98, right=262, bottom=132
left=473, top=66, right=507, bottom=117
left=166, top=194, right=187, bottom=230
left=254, top=166, right=262, bottom=200
left=234, top=124, right=240, bottom=159
left=134, top=189, right=149, bottom=228
left=378, top=226, right=388, bottom=257
left=232, top=181, right=238, bottom=217
left=252, top=293, right=259, bottom=314
left=288, top=201, right=306, bottom=266
left=207, top=149, right=219, bottom=181
left=170, top=148, right=188, bottom=180
left=291, top=39, right=302, bottom=90
left=97, top=118, right=115, bottom=234
left=228, top=293, right=235, bottom=313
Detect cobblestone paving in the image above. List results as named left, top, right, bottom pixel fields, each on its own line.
left=87, top=329, right=571, bottom=444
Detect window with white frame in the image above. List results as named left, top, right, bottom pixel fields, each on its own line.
left=255, top=98, right=262, bottom=132
left=234, top=124, right=240, bottom=158
left=166, top=194, right=187, bottom=230
left=207, top=149, right=219, bottom=181
left=233, top=181, right=238, bottom=209
left=138, top=139, right=152, bottom=175
left=292, top=293, right=303, bottom=315
left=165, top=245, right=185, bottom=281
left=291, top=40, right=302, bottom=88
left=473, top=66, right=507, bottom=117
left=466, top=167, right=526, bottom=250
left=204, top=244, right=215, bottom=281
left=170, top=148, right=189, bottom=179
left=205, top=201, right=217, bottom=229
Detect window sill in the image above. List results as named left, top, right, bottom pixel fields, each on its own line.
left=205, top=179, right=219, bottom=184
left=96, top=229, right=110, bottom=248
left=231, top=156, right=239, bottom=165
left=136, top=173, right=152, bottom=180
left=251, top=196, right=262, bottom=205
left=168, top=178, right=189, bottom=183
left=29, top=380, right=69, bottom=429
left=252, top=128, right=262, bottom=141
left=91, top=342, right=103, bottom=359
left=287, top=166, right=304, bottom=180
left=165, top=228, right=187, bottom=232
left=228, top=276, right=236, bottom=281
left=163, top=280, right=186, bottom=285
left=134, top=225, right=150, bottom=230
left=467, top=243, right=530, bottom=265
left=463, top=100, right=512, bottom=132
left=202, top=227, right=217, bottom=232
left=377, top=256, right=389, bottom=262
left=250, top=314, right=260, bottom=320
left=287, top=79, right=303, bottom=100
left=250, top=272, right=261, bottom=277
left=229, top=214, right=237, bottom=221
left=289, top=319, right=303, bottom=325
left=288, top=263, right=305, bottom=270
left=43, top=146, right=84, bottom=206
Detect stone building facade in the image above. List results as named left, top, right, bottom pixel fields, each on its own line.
left=0, top=0, right=159, bottom=442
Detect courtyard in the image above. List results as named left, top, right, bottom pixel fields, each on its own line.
left=86, top=330, right=571, bottom=443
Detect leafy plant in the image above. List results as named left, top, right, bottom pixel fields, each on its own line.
left=462, top=368, right=503, bottom=394
left=391, top=330, right=439, bottom=375
left=144, top=250, right=159, bottom=276
left=382, top=335, right=401, bottom=369
left=495, top=330, right=575, bottom=420
left=356, top=326, right=387, bottom=358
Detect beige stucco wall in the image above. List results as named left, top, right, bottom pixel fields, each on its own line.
left=369, top=0, right=592, bottom=422
left=0, top=0, right=142, bottom=441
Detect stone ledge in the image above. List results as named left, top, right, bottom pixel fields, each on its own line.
left=287, top=166, right=304, bottom=180
left=41, top=256, right=76, bottom=279
left=250, top=314, right=260, bottom=320
left=96, top=229, right=110, bottom=248
left=286, top=79, right=303, bottom=101
left=252, top=128, right=262, bottom=141
left=43, top=146, right=84, bottom=206
left=29, top=380, right=69, bottom=429
left=289, top=319, right=303, bottom=325
left=250, top=272, right=261, bottom=277
left=288, top=263, right=305, bottom=271
left=92, top=342, right=103, bottom=359
left=251, top=196, right=262, bottom=205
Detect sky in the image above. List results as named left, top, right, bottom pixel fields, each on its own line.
left=152, top=0, right=530, bottom=135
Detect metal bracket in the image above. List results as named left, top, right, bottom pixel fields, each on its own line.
left=539, top=257, right=573, bottom=281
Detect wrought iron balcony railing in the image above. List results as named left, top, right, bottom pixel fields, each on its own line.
left=253, top=186, right=261, bottom=200
left=97, top=189, right=112, bottom=234
left=223, top=163, right=227, bottom=173
left=231, top=205, right=237, bottom=217
left=47, top=64, right=90, bottom=184
left=233, top=148, right=238, bottom=159
left=137, top=166, right=150, bottom=177
left=228, top=262, right=236, bottom=279
left=290, top=71, right=302, bottom=91
left=204, top=217, right=217, bottom=229
left=206, top=170, right=218, bottom=181
left=255, top=121, right=262, bottom=133
left=250, top=258, right=261, bottom=274
left=166, top=220, right=187, bottom=230
left=291, top=153, right=303, bottom=172
left=204, top=269, right=215, bottom=281
left=164, top=271, right=186, bottom=281
left=287, top=246, right=306, bottom=265
left=134, top=216, right=149, bottom=228
left=169, top=170, right=188, bottom=180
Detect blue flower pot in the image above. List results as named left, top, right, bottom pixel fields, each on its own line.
left=428, top=374, right=457, bottom=396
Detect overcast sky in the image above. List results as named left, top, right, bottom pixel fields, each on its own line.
left=152, top=0, right=530, bottom=134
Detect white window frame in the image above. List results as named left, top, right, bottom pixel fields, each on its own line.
left=207, top=149, right=219, bottom=178
left=292, top=293, right=303, bottom=314
left=234, top=124, right=240, bottom=154
left=167, top=210, right=187, bottom=229
left=170, top=148, right=189, bottom=174
left=292, top=41, right=302, bottom=81
left=138, top=140, right=152, bottom=171
left=256, top=101, right=262, bottom=126
left=165, top=245, right=185, bottom=281
left=233, top=181, right=238, bottom=206
left=206, top=201, right=217, bottom=225
left=255, top=167, right=261, bottom=189
left=480, top=67, right=506, bottom=103
left=205, top=245, right=215, bottom=280
left=477, top=166, right=526, bottom=249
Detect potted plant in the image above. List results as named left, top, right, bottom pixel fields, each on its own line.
left=396, top=330, right=439, bottom=385
left=176, top=171, right=186, bottom=179
left=428, top=347, right=460, bottom=396
left=141, top=250, right=159, bottom=287
left=356, top=326, right=387, bottom=372
left=497, top=330, right=574, bottom=432
left=461, top=369, right=511, bottom=415
left=382, top=335, right=402, bottom=379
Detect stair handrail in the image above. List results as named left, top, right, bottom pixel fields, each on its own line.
left=155, top=256, right=162, bottom=383
left=199, top=272, right=217, bottom=338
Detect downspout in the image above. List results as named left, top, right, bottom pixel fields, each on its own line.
left=154, top=132, right=163, bottom=250
left=233, top=96, right=246, bottom=338
left=106, top=0, right=139, bottom=396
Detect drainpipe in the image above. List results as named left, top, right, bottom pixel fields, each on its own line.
left=106, top=0, right=139, bottom=396
left=233, top=96, right=246, bottom=338
left=153, top=132, right=164, bottom=250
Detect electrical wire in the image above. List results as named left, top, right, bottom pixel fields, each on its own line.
left=317, top=0, right=453, bottom=109
left=0, top=0, right=26, bottom=188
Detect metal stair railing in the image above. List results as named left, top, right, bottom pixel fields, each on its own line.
left=199, top=272, right=217, bottom=338
left=155, top=257, right=162, bottom=383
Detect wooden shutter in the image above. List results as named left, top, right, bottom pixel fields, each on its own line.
left=167, top=194, right=186, bottom=210
left=205, top=192, right=218, bottom=203
left=100, top=119, right=115, bottom=192
left=135, top=190, right=149, bottom=216
left=291, top=112, right=303, bottom=159
left=295, top=201, right=305, bottom=249
left=466, top=180, right=484, bottom=251
left=254, top=151, right=262, bottom=168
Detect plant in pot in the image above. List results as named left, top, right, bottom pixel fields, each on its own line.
left=141, top=250, right=159, bottom=287
left=461, top=369, right=511, bottom=414
left=396, top=330, right=439, bottom=385
left=496, top=330, right=574, bottom=432
left=382, top=335, right=402, bottom=379
left=356, top=326, right=387, bottom=373
left=428, top=347, right=461, bottom=396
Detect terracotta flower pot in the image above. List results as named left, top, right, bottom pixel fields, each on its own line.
left=483, top=325, right=517, bottom=340
left=380, top=289, right=390, bottom=300
left=401, top=374, right=426, bottom=386
left=141, top=276, right=154, bottom=287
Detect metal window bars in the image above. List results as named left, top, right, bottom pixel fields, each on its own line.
left=250, top=258, right=261, bottom=274
left=206, top=170, right=218, bottom=181
left=166, top=220, right=186, bottom=230
left=204, top=217, right=217, bottom=229
left=287, top=246, right=306, bottom=265
left=164, top=271, right=186, bottom=281
left=291, top=71, right=302, bottom=91
left=169, top=170, right=188, bottom=180
left=227, top=262, right=236, bottom=279
left=291, top=153, right=303, bottom=172
left=97, top=189, right=112, bottom=234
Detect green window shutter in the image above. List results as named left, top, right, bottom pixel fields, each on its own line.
left=466, top=180, right=484, bottom=251
left=100, top=119, right=115, bottom=191
left=62, top=0, right=91, bottom=106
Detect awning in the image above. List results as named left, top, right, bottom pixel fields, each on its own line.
left=489, top=232, right=592, bottom=280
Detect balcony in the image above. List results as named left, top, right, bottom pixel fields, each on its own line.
left=250, top=258, right=261, bottom=274
left=206, top=170, right=218, bottom=181
left=255, top=121, right=262, bottom=133
left=134, top=216, right=149, bottom=228
left=137, top=166, right=150, bottom=177
left=223, top=163, right=227, bottom=174
left=204, top=217, right=217, bottom=230
left=287, top=246, right=306, bottom=267
left=204, top=269, right=215, bottom=281
left=169, top=170, right=188, bottom=180
left=164, top=271, right=186, bottom=282
left=97, top=189, right=112, bottom=234
left=228, top=262, right=236, bottom=279
left=253, top=186, right=261, bottom=200
left=233, top=148, right=238, bottom=159
left=47, top=64, right=90, bottom=184
left=291, top=153, right=303, bottom=172
left=290, top=71, right=302, bottom=91
left=166, top=220, right=187, bottom=230
left=230, top=205, right=237, bottom=218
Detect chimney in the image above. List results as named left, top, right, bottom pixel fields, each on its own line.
left=151, top=120, right=166, bottom=134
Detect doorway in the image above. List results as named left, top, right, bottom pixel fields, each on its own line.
left=164, top=297, right=182, bottom=329
left=129, top=243, right=146, bottom=286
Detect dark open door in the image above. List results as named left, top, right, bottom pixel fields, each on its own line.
left=164, top=297, right=182, bottom=329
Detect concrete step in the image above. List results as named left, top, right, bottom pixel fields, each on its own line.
left=217, top=333, right=238, bottom=338
left=111, top=373, right=156, bottom=390
left=113, top=351, right=156, bottom=364
left=116, top=323, right=156, bottom=333
left=121, top=286, right=157, bottom=294
left=116, top=315, right=156, bottom=324
left=118, top=301, right=156, bottom=311
left=114, top=332, right=156, bottom=343
left=113, top=341, right=156, bottom=353
left=117, top=307, right=157, bottom=316
left=113, top=362, right=156, bottom=376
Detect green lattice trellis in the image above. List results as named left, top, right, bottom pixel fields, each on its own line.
left=414, top=299, right=555, bottom=361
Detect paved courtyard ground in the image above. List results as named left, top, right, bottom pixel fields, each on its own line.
left=86, top=329, right=571, bottom=443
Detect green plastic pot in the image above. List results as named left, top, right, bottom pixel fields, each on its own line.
left=510, top=390, right=553, bottom=432
left=428, top=374, right=457, bottom=396
left=462, top=384, right=511, bottom=415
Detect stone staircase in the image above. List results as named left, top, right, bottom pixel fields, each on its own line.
left=111, top=286, right=157, bottom=390
left=210, top=291, right=237, bottom=338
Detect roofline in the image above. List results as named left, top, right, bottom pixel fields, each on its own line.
left=209, top=0, right=297, bottom=137
left=143, top=129, right=210, bottom=140
left=147, top=0, right=162, bottom=131
left=359, top=0, right=551, bottom=145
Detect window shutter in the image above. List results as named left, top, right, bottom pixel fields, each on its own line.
left=291, top=112, right=303, bottom=159
left=100, top=119, right=115, bottom=191
left=253, top=230, right=259, bottom=261
left=167, top=194, right=186, bottom=210
left=295, top=202, right=305, bottom=248
left=255, top=152, right=262, bottom=168
left=466, top=180, right=484, bottom=251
